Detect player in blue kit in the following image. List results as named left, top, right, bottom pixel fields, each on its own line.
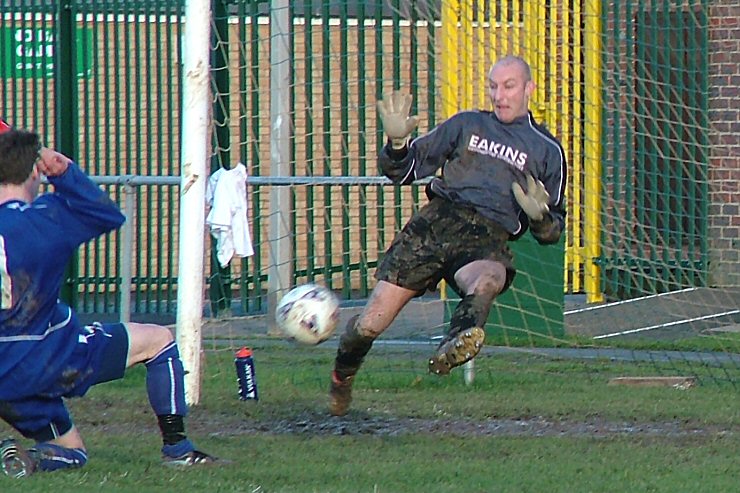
left=0, top=127, right=216, bottom=478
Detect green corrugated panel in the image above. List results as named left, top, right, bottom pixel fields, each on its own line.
left=446, top=236, right=565, bottom=341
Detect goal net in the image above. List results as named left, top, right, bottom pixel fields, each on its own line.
left=202, top=0, right=740, bottom=390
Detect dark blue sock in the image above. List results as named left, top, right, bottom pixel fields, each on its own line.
left=31, top=443, right=88, bottom=472
left=161, top=439, right=194, bottom=458
left=145, top=342, right=188, bottom=416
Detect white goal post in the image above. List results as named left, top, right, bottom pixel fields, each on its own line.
left=176, top=0, right=211, bottom=406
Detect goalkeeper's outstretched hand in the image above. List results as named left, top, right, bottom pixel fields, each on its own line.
left=376, top=90, right=418, bottom=149
left=512, top=174, right=550, bottom=222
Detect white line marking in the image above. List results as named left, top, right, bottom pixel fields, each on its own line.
left=593, top=310, right=740, bottom=339
left=564, top=288, right=698, bottom=315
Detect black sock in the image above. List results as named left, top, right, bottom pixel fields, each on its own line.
left=449, top=294, right=491, bottom=337
left=157, top=414, right=187, bottom=446
left=334, top=315, right=375, bottom=379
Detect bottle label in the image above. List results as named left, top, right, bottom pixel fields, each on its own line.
left=236, top=356, right=259, bottom=401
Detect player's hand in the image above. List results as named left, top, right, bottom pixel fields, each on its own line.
left=36, top=147, right=71, bottom=177
left=512, top=174, right=549, bottom=222
left=376, top=90, right=419, bottom=149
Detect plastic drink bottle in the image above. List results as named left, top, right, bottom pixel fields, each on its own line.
left=235, top=347, right=258, bottom=401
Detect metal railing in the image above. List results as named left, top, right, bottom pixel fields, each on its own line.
left=85, top=174, right=427, bottom=322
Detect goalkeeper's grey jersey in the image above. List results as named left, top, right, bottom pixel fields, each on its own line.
left=379, top=110, right=567, bottom=241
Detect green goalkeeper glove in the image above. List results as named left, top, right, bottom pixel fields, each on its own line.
left=512, top=174, right=550, bottom=222
left=376, top=90, right=419, bottom=149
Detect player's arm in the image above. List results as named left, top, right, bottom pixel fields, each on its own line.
left=378, top=140, right=419, bottom=185
left=38, top=147, right=125, bottom=239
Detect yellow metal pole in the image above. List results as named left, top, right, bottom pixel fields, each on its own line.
left=545, top=1, right=557, bottom=132
left=461, top=0, right=473, bottom=109
left=522, top=0, right=531, bottom=58
left=441, top=0, right=460, bottom=119
left=534, top=2, right=547, bottom=122
left=477, top=0, right=486, bottom=108
left=548, top=0, right=569, bottom=290
left=584, top=0, right=604, bottom=303
left=562, top=0, right=573, bottom=292
left=501, top=0, right=510, bottom=56
left=572, top=0, right=583, bottom=294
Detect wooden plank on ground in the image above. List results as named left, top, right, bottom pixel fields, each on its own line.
left=608, top=376, right=697, bottom=389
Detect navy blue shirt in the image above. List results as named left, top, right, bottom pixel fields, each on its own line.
left=0, top=163, right=125, bottom=400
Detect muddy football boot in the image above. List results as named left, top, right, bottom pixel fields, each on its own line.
left=428, top=327, right=485, bottom=375
left=0, top=439, right=38, bottom=479
left=329, top=371, right=355, bottom=416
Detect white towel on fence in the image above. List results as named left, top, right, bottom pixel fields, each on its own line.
left=206, top=163, right=254, bottom=267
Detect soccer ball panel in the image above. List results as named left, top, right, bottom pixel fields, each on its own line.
left=275, top=284, right=340, bottom=345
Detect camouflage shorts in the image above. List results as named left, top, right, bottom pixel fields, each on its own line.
left=375, top=197, right=516, bottom=296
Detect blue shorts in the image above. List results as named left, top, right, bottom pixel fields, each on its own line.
left=0, top=323, right=129, bottom=442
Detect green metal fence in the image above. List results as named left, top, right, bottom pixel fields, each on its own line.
left=207, top=2, right=437, bottom=316
left=597, top=2, right=709, bottom=299
left=2, top=0, right=186, bottom=318
left=1, top=0, right=714, bottom=320
left=1, top=1, right=438, bottom=320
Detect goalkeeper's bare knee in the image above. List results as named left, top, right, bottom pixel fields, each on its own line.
left=454, top=260, right=507, bottom=300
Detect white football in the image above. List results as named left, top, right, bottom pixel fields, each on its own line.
left=275, top=284, right=340, bottom=345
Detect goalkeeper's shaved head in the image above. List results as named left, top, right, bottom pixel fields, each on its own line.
left=491, top=55, right=532, bottom=81
left=487, top=55, right=535, bottom=123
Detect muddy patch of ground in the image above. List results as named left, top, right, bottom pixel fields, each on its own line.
left=197, top=411, right=734, bottom=439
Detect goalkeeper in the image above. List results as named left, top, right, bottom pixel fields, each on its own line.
left=329, top=56, right=567, bottom=416
left=0, top=128, right=216, bottom=478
